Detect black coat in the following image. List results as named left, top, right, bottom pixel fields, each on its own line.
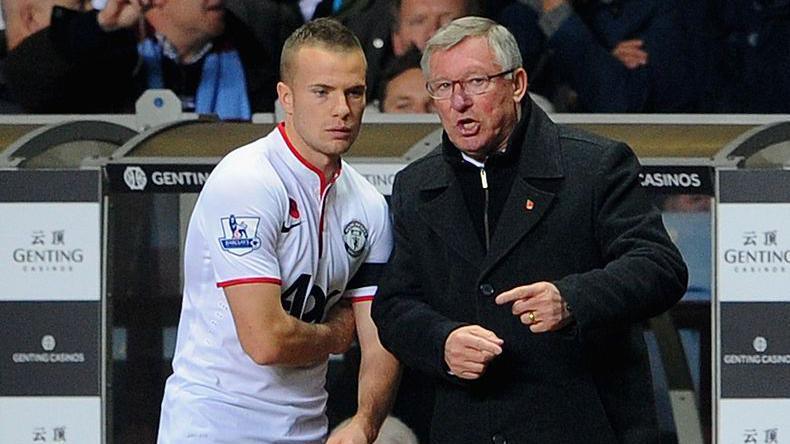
left=371, top=101, right=688, bottom=443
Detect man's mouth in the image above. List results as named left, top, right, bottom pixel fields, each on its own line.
left=456, top=118, right=479, bottom=136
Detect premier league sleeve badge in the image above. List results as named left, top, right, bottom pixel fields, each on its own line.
left=218, top=214, right=262, bottom=256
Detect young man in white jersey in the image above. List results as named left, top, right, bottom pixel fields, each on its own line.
left=157, top=18, right=400, bottom=444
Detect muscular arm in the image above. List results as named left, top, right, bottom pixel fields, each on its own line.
left=337, top=301, right=401, bottom=442
left=225, top=282, right=355, bottom=367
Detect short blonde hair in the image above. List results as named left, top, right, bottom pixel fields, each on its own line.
left=280, top=17, right=364, bottom=83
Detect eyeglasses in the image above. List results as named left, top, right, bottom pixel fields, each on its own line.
left=425, top=69, right=516, bottom=100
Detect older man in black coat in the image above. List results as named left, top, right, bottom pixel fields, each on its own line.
left=371, top=16, right=688, bottom=444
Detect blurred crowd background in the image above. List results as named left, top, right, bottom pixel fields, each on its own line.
left=0, top=0, right=788, bottom=118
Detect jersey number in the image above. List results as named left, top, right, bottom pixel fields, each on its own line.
left=281, top=274, right=340, bottom=323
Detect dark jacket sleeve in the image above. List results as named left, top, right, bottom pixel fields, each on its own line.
left=371, top=173, right=466, bottom=383
left=554, top=142, right=688, bottom=336
left=3, top=7, right=138, bottom=113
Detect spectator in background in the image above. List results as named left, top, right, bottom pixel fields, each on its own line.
left=707, top=0, right=790, bottom=112
left=500, top=0, right=703, bottom=112
left=347, top=0, right=479, bottom=101
left=2, top=0, right=87, bottom=50
left=377, top=47, right=434, bottom=113
left=3, top=0, right=278, bottom=118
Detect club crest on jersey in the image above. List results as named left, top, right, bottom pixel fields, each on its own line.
left=219, top=215, right=262, bottom=256
left=343, top=220, right=368, bottom=257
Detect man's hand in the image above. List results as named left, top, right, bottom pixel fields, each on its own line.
left=324, top=299, right=356, bottom=355
left=612, top=39, right=648, bottom=69
left=495, top=282, right=572, bottom=333
left=327, top=417, right=372, bottom=444
left=97, top=0, right=151, bottom=32
left=444, top=325, right=503, bottom=380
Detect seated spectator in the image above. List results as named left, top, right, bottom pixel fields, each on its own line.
left=346, top=0, right=480, bottom=101
left=707, top=0, right=790, bottom=113
left=3, top=0, right=277, bottom=118
left=500, top=0, right=704, bottom=112
left=377, top=47, right=433, bottom=113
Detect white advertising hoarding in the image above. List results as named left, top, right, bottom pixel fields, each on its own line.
left=0, top=202, right=101, bottom=301
left=0, top=396, right=101, bottom=444
left=346, top=161, right=407, bottom=195
left=719, top=399, right=790, bottom=444
left=717, top=203, right=790, bottom=302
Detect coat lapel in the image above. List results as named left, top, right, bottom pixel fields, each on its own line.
left=480, top=103, right=565, bottom=279
left=480, top=177, right=554, bottom=277
left=417, top=164, right=486, bottom=267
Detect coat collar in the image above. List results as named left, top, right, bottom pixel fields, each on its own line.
left=416, top=99, right=565, bottom=274
left=419, top=99, right=564, bottom=192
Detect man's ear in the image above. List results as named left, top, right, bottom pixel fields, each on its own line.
left=512, top=67, right=528, bottom=103
left=277, top=81, right=294, bottom=115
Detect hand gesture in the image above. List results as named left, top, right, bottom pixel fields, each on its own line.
left=495, top=282, right=572, bottom=333
left=612, top=39, right=648, bottom=69
left=97, top=0, right=152, bottom=32
left=444, top=325, right=503, bottom=380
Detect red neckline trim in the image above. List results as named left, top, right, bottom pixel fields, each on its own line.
left=277, top=122, right=341, bottom=194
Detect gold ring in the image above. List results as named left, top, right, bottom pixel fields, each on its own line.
left=527, top=311, right=536, bottom=323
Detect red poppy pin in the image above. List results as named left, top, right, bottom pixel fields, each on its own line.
left=525, top=199, right=535, bottom=211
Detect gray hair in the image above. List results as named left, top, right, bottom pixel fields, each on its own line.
left=420, top=16, right=522, bottom=78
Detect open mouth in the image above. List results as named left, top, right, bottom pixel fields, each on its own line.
left=456, top=118, right=480, bottom=136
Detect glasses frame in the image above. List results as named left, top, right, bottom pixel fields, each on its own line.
left=425, top=68, right=517, bottom=100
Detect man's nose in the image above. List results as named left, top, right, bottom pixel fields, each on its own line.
left=450, top=83, right=472, bottom=110
left=332, top=93, right=351, bottom=117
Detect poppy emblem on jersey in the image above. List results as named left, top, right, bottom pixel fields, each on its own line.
left=343, top=220, right=368, bottom=257
left=219, top=215, right=262, bottom=256
left=281, top=197, right=302, bottom=233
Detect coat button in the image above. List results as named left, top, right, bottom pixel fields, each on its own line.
left=479, top=283, right=494, bottom=297
left=492, top=434, right=508, bottom=444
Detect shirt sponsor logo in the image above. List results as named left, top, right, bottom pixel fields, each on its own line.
left=343, top=220, right=368, bottom=257
left=218, top=215, right=261, bottom=256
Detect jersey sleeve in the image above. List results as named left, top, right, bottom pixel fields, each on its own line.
left=197, top=159, right=286, bottom=288
left=344, top=195, right=393, bottom=302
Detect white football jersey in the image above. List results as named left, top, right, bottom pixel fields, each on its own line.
left=158, top=123, right=392, bottom=443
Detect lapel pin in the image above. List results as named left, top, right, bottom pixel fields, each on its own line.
left=525, top=199, right=535, bottom=211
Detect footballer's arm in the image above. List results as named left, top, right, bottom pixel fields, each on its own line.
left=329, top=301, right=401, bottom=443
left=225, top=283, right=355, bottom=367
